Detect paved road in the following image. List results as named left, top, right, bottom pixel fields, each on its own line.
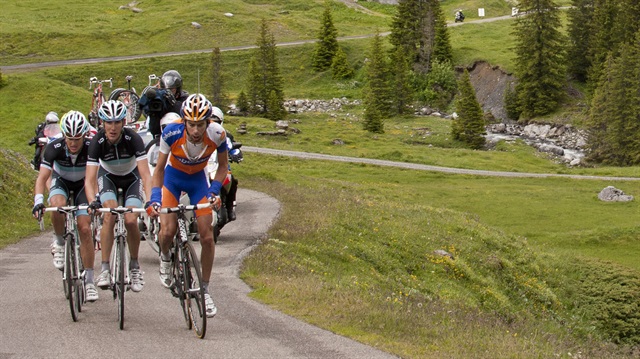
left=0, top=15, right=515, bottom=74
left=242, top=146, right=640, bottom=181
left=0, top=189, right=397, bottom=358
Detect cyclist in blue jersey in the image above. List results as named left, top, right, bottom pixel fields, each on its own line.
left=146, top=94, right=228, bottom=317
left=85, top=100, right=153, bottom=293
left=32, top=111, right=99, bottom=302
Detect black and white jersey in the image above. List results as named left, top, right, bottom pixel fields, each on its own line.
left=40, top=137, right=91, bottom=182
left=87, top=127, right=147, bottom=176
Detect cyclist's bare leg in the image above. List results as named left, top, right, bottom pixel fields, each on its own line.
left=158, top=213, right=177, bottom=259
left=124, top=211, right=141, bottom=260
left=49, top=194, right=66, bottom=237
left=99, top=200, right=118, bottom=264
left=77, top=215, right=94, bottom=269
left=196, top=214, right=215, bottom=282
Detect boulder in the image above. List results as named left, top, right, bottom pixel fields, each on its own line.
left=598, top=186, right=634, bottom=202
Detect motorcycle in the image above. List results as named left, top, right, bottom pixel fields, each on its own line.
left=455, top=11, right=465, bottom=23
left=205, top=141, right=243, bottom=242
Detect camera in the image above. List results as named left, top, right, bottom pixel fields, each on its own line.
left=139, top=87, right=169, bottom=114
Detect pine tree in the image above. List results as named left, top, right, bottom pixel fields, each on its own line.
left=586, top=30, right=640, bottom=165
left=451, top=69, right=485, bottom=150
left=331, top=46, right=354, bottom=80
left=236, top=90, right=249, bottom=114
left=210, top=47, right=228, bottom=108
left=266, top=90, right=285, bottom=121
left=390, top=46, right=413, bottom=115
left=245, top=19, right=285, bottom=119
left=431, top=1, right=453, bottom=65
left=312, top=3, right=339, bottom=71
left=363, top=32, right=389, bottom=134
left=512, top=0, right=566, bottom=119
left=587, top=0, right=622, bottom=87
left=389, top=0, right=452, bottom=75
left=566, top=0, right=595, bottom=82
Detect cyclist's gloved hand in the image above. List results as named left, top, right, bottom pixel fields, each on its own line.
left=208, top=195, right=222, bottom=211
left=32, top=203, right=45, bottom=219
left=89, top=200, right=102, bottom=212
left=145, top=201, right=160, bottom=217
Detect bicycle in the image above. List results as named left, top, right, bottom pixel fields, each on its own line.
left=108, top=75, right=142, bottom=128
left=159, top=203, right=210, bottom=338
left=96, top=190, right=145, bottom=330
left=88, top=77, right=113, bottom=128
left=37, top=197, right=86, bottom=322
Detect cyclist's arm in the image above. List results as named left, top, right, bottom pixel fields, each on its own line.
left=212, top=149, right=229, bottom=189
left=137, top=157, right=153, bottom=205
left=152, top=151, right=169, bottom=189
left=84, top=164, right=99, bottom=204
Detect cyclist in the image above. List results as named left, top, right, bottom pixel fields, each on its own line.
left=146, top=93, right=229, bottom=318
left=32, top=111, right=99, bottom=302
left=85, top=100, right=153, bottom=293
left=211, top=106, right=241, bottom=221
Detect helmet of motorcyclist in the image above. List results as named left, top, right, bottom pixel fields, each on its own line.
left=45, top=111, right=59, bottom=124
left=160, top=112, right=182, bottom=130
left=98, top=100, right=127, bottom=122
left=211, top=106, right=224, bottom=125
left=160, top=70, right=183, bottom=93
left=180, top=94, right=212, bottom=122
left=60, top=111, right=89, bottom=138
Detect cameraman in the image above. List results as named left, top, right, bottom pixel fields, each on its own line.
left=139, top=70, right=189, bottom=138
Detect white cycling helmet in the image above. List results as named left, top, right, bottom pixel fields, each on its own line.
left=98, top=100, right=127, bottom=122
left=60, top=111, right=89, bottom=138
left=45, top=111, right=59, bottom=124
left=160, top=112, right=182, bottom=130
left=211, top=106, right=224, bottom=125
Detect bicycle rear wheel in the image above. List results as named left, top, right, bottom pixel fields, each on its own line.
left=65, top=234, right=78, bottom=322
left=182, top=242, right=206, bottom=338
left=109, top=88, right=142, bottom=124
left=115, top=236, right=126, bottom=330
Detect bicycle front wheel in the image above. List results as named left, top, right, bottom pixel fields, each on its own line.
left=115, top=235, right=126, bottom=330
left=173, top=249, right=191, bottom=329
left=64, top=234, right=78, bottom=322
left=182, top=242, right=206, bottom=339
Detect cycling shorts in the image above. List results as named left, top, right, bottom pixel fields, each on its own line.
left=97, top=167, right=144, bottom=208
left=49, top=173, right=89, bottom=216
left=162, top=165, right=212, bottom=217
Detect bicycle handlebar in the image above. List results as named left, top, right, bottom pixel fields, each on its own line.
left=38, top=205, right=90, bottom=231
left=159, top=203, right=212, bottom=214
left=89, top=77, right=113, bottom=89
left=97, top=207, right=146, bottom=214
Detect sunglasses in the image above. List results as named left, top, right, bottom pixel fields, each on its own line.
left=64, top=134, right=84, bottom=141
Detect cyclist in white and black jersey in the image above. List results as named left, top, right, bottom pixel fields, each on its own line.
left=85, top=100, right=152, bottom=293
left=32, top=111, right=100, bottom=302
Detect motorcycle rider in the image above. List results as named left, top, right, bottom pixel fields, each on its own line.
left=29, top=111, right=61, bottom=171
left=146, top=93, right=229, bottom=318
left=455, top=9, right=465, bottom=22
left=211, top=106, right=241, bottom=221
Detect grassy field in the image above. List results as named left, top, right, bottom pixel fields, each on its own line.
left=2, top=0, right=640, bottom=357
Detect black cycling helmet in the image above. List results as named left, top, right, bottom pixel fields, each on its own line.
left=160, top=70, right=183, bottom=93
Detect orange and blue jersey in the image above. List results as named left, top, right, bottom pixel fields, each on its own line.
left=158, top=122, right=228, bottom=216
